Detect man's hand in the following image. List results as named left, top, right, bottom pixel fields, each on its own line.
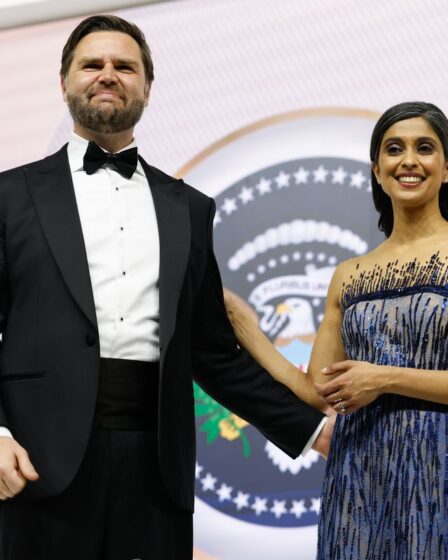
left=0, top=437, right=39, bottom=499
left=311, top=411, right=336, bottom=459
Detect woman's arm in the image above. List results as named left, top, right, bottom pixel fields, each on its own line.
left=305, top=264, right=348, bottom=386
left=223, top=265, right=348, bottom=413
left=223, top=289, right=321, bottom=408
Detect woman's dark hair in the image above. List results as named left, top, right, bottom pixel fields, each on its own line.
left=370, top=101, right=448, bottom=237
left=60, top=15, right=154, bottom=83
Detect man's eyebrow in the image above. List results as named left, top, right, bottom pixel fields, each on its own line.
left=77, top=56, right=138, bottom=66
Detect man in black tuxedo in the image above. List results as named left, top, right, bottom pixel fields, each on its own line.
left=0, top=15, right=332, bottom=559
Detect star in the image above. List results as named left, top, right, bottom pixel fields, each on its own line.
left=201, top=473, right=217, bottom=492
left=290, top=499, right=307, bottom=519
left=238, top=186, right=254, bottom=204
left=222, top=198, right=237, bottom=215
left=257, top=265, right=266, bottom=274
left=331, top=166, right=347, bottom=184
left=305, top=251, right=314, bottom=260
left=213, top=211, right=222, bottom=227
left=275, top=171, right=290, bottom=189
left=280, top=255, right=289, bottom=264
left=317, top=253, right=326, bottom=262
left=247, top=273, right=256, bottom=282
left=233, top=491, right=250, bottom=510
left=195, top=463, right=204, bottom=479
left=313, top=165, right=329, bottom=183
left=268, top=259, right=277, bottom=268
left=270, top=499, right=287, bottom=519
left=216, top=483, right=233, bottom=502
left=251, top=497, right=268, bottom=516
left=256, top=177, right=272, bottom=195
left=350, top=170, right=366, bottom=189
left=309, top=497, right=321, bottom=515
left=294, top=166, right=309, bottom=184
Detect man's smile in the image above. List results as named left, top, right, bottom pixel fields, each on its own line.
left=91, top=91, right=122, bottom=100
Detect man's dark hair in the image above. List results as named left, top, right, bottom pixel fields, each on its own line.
left=60, top=14, right=154, bottom=83
left=370, top=101, right=448, bottom=237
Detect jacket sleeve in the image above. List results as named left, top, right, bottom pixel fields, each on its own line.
left=0, top=211, right=10, bottom=427
left=191, top=199, right=323, bottom=457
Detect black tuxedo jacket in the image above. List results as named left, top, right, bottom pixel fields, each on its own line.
left=0, top=146, right=323, bottom=511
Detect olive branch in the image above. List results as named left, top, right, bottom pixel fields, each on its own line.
left=194, top=383, right=251, bottom=458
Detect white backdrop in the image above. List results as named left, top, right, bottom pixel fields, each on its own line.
left=1, top=0, right=448, bottom=558
left=2, top=0, right=448, bottom=173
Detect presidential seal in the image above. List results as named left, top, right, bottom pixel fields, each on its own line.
left=182, top=109, right=383, bottom=529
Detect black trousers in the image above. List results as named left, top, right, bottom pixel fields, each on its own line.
left=0, top=428, right=192, bottom=560
left=0, top=359, right=193, bottom=560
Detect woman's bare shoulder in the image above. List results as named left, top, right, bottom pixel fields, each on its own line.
left=331, top=243, right=388, bottom=283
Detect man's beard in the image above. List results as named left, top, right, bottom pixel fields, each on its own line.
left=67, top=92, right=145, bottom=134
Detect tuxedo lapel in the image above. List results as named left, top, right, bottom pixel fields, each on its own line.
left=24, top=149, right=190, bottom=347
left=140, top=159, right=191, bottom=360
left=25, top=146, right=97, bottom=328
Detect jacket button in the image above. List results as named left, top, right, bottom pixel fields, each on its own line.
left=85, top=334, right=96, bottom=347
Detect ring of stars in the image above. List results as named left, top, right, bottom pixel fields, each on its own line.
left=196, top=462, right=320, bottom=520
left=214, top=163, right=370, bottom=228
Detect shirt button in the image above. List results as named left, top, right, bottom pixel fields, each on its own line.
left=120, top=317, right=124, bottom=322
left=115, top=187, right=119, bottom=191
left=122, top=271, right=126, bottom=276
left=120, top=226, right=124, bottom=231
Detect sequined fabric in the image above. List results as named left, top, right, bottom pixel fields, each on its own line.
left=317, top=255, right=448, bottom=559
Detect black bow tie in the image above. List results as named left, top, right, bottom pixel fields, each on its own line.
left=83, top=141, right=138, bottom=179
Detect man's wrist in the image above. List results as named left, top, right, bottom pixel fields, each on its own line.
left=302, top=417, right=327, bottom=456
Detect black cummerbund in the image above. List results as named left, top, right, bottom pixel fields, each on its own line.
left=93, top=358, right=159, bottom=430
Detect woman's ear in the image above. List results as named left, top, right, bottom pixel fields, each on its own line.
left=372, top=163, right=381, bottom=185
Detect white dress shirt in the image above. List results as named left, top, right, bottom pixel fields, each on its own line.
left=69, top=132, right=160, bottom=362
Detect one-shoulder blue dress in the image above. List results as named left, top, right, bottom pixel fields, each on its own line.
left=318, top=255, right=448, bottom=559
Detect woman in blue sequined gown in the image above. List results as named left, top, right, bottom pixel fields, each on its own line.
left=224, top=102, right=448, bottom=559
left=312, top=102, right=448, bottom=559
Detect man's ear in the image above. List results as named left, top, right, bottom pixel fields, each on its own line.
left=61, top=75, right=68, bottom=103
left=144, top=82, right=152, bottom=107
